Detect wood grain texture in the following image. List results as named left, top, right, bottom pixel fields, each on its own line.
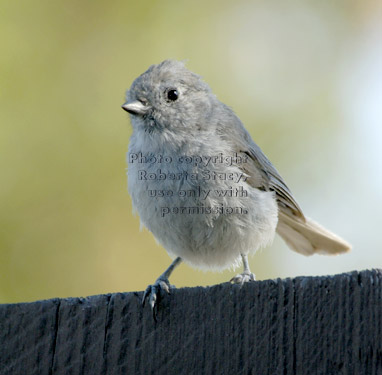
left=1, top=269, right=381, bottom=375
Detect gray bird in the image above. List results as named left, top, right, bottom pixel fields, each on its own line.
left=122, top=60, right=351, bottom=320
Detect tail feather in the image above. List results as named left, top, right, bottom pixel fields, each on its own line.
left=276, top=211, right=351, bottom=256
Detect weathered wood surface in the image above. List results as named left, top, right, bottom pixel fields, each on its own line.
left=1, top=269, right=381, bottom=375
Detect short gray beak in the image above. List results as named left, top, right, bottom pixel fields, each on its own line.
left=121, top=100, right=149, bottom=116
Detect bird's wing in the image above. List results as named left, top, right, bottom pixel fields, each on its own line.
left=219, top=111, right=304, bottom=219
left=215, top=105, right=353, bottom=255
left=240, top=141, right=304, bottom=219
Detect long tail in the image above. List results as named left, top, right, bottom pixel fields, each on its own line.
left=276, top=211, right=351, bottom=256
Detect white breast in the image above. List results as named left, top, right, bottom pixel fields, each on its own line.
left=127, top=130, right=278, bottom=271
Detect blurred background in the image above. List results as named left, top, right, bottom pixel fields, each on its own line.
left=1, top=0, right=381, bottom=303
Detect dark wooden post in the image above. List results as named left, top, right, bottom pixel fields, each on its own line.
left=1, top=269, right=381, bottom=374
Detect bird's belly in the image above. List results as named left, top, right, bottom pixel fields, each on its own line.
left=128, top=156, right=278, bottom=271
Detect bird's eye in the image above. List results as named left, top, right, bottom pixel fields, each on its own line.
left=167, top=89, right=178, bottom=101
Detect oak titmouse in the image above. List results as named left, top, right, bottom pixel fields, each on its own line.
left=122, top=60, right=350, bottom=319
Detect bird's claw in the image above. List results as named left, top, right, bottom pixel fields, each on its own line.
left=142, top=277, right=172, bottom=322
left=230, top=272, right=256, bottom=286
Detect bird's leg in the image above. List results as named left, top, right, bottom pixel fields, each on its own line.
left=142, top=257, right=182, bottom=321
left=230, top=254, right=256, bottom=286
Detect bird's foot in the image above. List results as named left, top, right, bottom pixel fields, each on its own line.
left=142, top=277, right=174, bottom=322
left=230, top=271, right=256, bottom=286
